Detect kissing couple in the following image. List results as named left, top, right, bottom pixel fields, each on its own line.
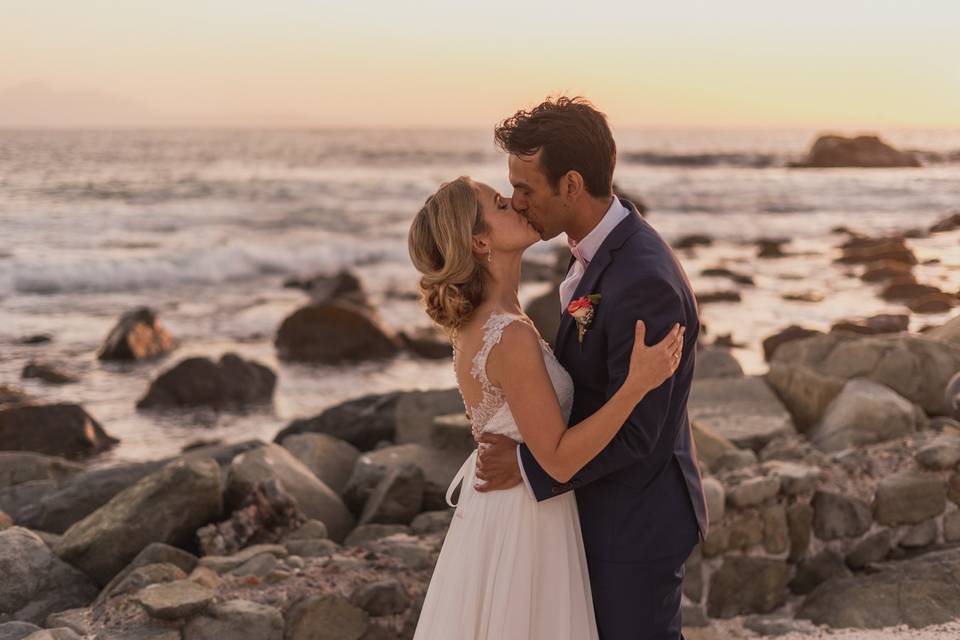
left=407, top=97, right=708, bottom=640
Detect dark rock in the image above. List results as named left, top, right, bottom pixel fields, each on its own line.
left=398, top=327, right=452, bottom=360
left=695, top=290, right=741, bottom=305
left=794, top=134, right=921, bottom=168
left=346, top=444, right=467, bottom=513
left=97, top=307, right=176, bottom=361
left=694, top=347, right=743, bottom=380
left=798, top=548, right=960, bottom=628
left=284, top=594, right=369, bottom=639
left=283, top=269, right=367, bottom=307
left=17, top=333, right=52, bottom=345
left=351, top=579, right=410, bottom=617
left=137, top=353, right=276, bottom=410
left=0, top=403, right=118, bottom=460
left=873, top=472, right=947, bottom=526
left=54, top=458, right=222, bottom=586
left=276, top=393, right=400, bottom=452
left=21, top=361, right=78, bottom=385
left=612, top=183, right=648, bottom=216
left=812, top=491, right=872, bottom=540
left=358, top=464, right=425, bottom=526
left=762, top=326, right=824, bottom=362
left=908, top=292, right=958, bottom=314
left=860, top=260, right=913, bottom=283
left=787, top=502, right=813, bottom=563
left=790, top=548, right=851, bottom=595
left=881, top=280, right=944, bottom=302
left=707, top=557, right=789, bottom=618
left=410, top=510, right=453, bottom=536
left=929, top=212, right=960, bottom=234
left=183, top=599, right=284, bottom=640
left=274, top=301, right=401, bottom=363
left=0, top=452, right=83, bottom=490
left=280, top=433, right=360, bottom=495
left=700, top=267, right=754, bottom=286
left=831, top=314, right=909, bottom=335
left=836, top=238, right=917, bottom=266
left=524, top=284, right=561, bottom=349
left=845, top=529, right=893, bottom=569
left=0, top=385, right=32, bottom=408
left=674, top=234, right=713, bottom=250
left=93, top=543, right=198, bottom=612
left=430, top=414, right=475, bottom=454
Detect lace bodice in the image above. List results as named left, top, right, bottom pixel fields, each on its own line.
left=452, top=311, right=575, bottom=442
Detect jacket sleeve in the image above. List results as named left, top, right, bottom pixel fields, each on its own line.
left=518, top=277, right=690, bottom=501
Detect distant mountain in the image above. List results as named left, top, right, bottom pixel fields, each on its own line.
left=0, top=82, right=159, bottom=128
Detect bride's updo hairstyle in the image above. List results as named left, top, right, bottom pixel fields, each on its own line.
left=408, top=177, right=489, bottom=332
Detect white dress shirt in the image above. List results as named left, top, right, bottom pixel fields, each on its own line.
left=513, top=196, right=631, bottom=495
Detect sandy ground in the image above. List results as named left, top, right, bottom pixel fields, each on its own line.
left=686, top=619, right=960, bottom=640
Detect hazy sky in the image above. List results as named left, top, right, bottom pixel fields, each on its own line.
left=3, top=0, right=959, bottom=128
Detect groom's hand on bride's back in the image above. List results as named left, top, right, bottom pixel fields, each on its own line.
left=474, top=433, right=522, bottom=492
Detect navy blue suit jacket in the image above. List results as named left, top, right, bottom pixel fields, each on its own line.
left=519, top=200, right=708, bottom=563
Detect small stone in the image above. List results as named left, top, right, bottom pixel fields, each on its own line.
left=787, top=503, right=814, bottom=563
left=681, top=603, right=708, bottom=628
left=183, top=599, right=284, bottom=640
left=812, top=491, right=872, bottom=540
left=761, top=461, right=822, bottom=495
left=198, top=544, right=288, bottom=574
left=283, top=519, right=329, bottom=541
left=284, top=593, right=369, bottom=640
left=789, top=548, right=851, bottom=595
left=944, top=510, right=960, bottom=543
left=950, top=472, right=960, bottom=506
left=763, top=504, right=789, bottom=554
left=727, top=476, right=781, bottom=508
left=899, top=519, right=938, bottom=548
left=707, top=557, right=789, bottom=618
left=846, top=530, right=894, bottom=569
left=136, top=579, right=214, bottom=620
left=229, top=553, right=278, bottom=578
left=916, top=436, right=960, bottom=470
left=715, top=448, right=758, bottom=472
left=351, top=579, right=411, bottom=616
left=701, top=477, right=725, bottom=525
left=874, top=472, right=948, bottom=526
left=283, top=539, right=340, bottom=558
left=727, top=509, right=764, bottom=551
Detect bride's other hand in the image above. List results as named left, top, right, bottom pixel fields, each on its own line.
left=474, top=433, right=523, bottom=492
left=624, top=321, right=684, bottom=399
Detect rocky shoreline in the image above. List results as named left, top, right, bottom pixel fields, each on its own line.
left=1, top=210, right=960, bottom=639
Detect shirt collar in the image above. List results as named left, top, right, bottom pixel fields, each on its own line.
left=568, top=195, right=630, bottom=265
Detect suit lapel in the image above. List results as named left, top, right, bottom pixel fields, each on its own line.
left=554, top=203, right=645, bottom=355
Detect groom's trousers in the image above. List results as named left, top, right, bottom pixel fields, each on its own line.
left=587, top=548, right=693, bottom=640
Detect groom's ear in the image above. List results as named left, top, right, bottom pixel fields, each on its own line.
left=562, top=171, right=585, bottom=200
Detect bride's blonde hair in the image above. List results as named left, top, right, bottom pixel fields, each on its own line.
left=408, top=177, right=489, bottom=332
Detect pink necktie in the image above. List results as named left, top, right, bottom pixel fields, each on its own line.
left=559, top=240, right=588, bottom=314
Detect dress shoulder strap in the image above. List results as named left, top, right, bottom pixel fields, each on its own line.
left=469, top=311, right=523, bottom=388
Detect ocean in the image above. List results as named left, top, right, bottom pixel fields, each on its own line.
left=1, top=128, right=958, bottom=467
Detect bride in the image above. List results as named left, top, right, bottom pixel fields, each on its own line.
left=407, top=176, right=684, bottom=639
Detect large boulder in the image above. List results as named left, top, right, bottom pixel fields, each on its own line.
left=873, top=471, right=947, bottom=526
left=525, top=285, right=561, bottom=348
left=762, top=326, right=825, bottom=362
left=283, top=269, right=368, bottom=307
left=694, top=347, right=744, bottom=380
left=927, top=315, right=960, bottom=347
left=183, top=599, right=284, bottom=640
left=54, top=458, right=223, bottom=586
left=0, top=404, right=118, bottom=460
left=794, top=134, right=921, bottom=168
left=283, top=593, right=369, bottom=640
left=274, top=301, right=402, bottom=363
left=275, top=388, right=463, bottom=451
left=0, top=527, right=98, bottom=625
left=137, top=353, right=276, bottom=410
left=0, top=384, right=32, bottom=408
left=765, top=362, right=845, bottom=433
left=688, top=377, right=795, bottom=451
left=224, top=444, right=354, bottom=542
left=798, top=548, right=960, bottom=628
left=811, top=491, right=872, bottom=540
left=808, top=379, right=921, bottom=452
left=0, top=452, right=83, bottom=490
left=346, top=444, right=465, bottom=514
left=97, top=307, right=176, bottom=361
left=279, top=433, right=359, bottom=495
left=771, top=332, right=960, bottom=415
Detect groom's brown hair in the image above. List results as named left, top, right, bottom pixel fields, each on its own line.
left=494, top=96, right=616, bottom=197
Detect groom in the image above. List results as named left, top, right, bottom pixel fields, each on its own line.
left=475, top=97, right=708, bottom=640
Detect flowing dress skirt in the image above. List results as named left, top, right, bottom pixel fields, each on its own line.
left=413, top=450, right=600, bottom=640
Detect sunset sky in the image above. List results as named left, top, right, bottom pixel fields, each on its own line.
left=3, top=0, right=959, bottom=128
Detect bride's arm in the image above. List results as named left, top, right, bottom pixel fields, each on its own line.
left=486, top=320, right=683, bottom=484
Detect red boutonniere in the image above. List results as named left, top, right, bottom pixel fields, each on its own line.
left=567, top=294, right=602, bottom=346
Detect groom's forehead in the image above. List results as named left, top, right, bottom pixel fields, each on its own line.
left=508, top=152, right=545, bottom=184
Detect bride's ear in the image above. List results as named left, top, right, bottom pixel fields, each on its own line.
left=471, top=234, right=489, bottom=259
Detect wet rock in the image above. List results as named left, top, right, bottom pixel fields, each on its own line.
left=874, top=472, right=947, bottom=526
left=757, top=238, right=790, bottom=258
left=707, top=557, right=789, bottom=618
left=881, top=280, right=945, bottom=302
left=860, top=260, right=913, bottom=283
left=137, top=353, right=276, bottom=410
left=224, top=444, right=354, bottom=542
left=798, top=548, right=960, bottom=629
left=0, top=527, right=98, bottom=625
left=786, top=503, right=813, bottom=563
left=283, top=270, right=367, bottom=307
left=835, top=237, right=917, bottom=266
left=700, top=267, right=754, bottom=286
left=688, top=377, right=795, bottom=451
left=693, top=347, right=743, bottom=380
left=770, top=332, right=960, bottom=415
left=0, top=385, right=32, bottom=408
left=398, top=327, right=453, bottom=360
left=97, top=307, right=176, bottom=361
left=762, top=326, right=824, bottom=362
left=280, top=433, right=360, bottom=495
left=930, top=212, right=960, bottom=234
left=275, top=301, right=402, bottom=363
left=21, top=361, right=78, bottom=385
left=18, top=333, right=53, bottom=345
left=0, top=403, right=118, bottom=460
left=183, top=599, right=284, bottom=640
left=765, top=363, right=845, bottom=433
left=54, top=458, right=222, bottom=586
left=794, top=134, right=921, bottom=168
left=845, top=529, right=893, bottom=569
left=674, top=234, right=713, bottom=250
left=809, top=378, right=920, bottom=452
left=812, top=491, right=871, bottom=540
left=831, top=313, right=909, bottom=335
left=908, top=292, right=958, bottom=314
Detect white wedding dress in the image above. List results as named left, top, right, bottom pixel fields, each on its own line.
left=413, top=311, right=599, bottom=640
